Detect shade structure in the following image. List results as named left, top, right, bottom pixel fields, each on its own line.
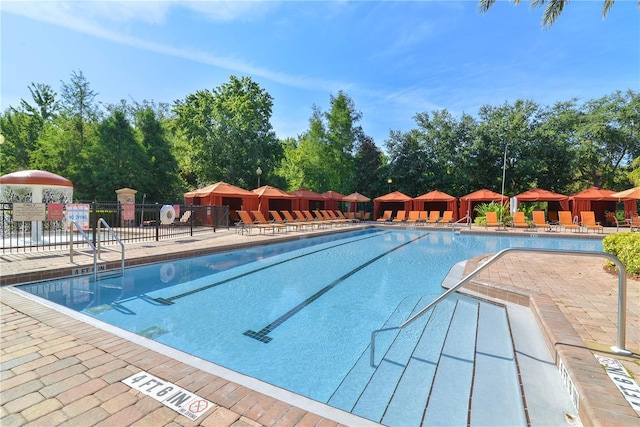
left=373, top=191, right=413, bottom=220
left=514, top=188, right=569, bottom=212
left=289, top=188, right=327, bottom=212
left=322, top=190, right=346, bottom=211
left=611, top=186, right=640, bottom=199
left=342, top=192, right=371, bottom=213
left=569, top=187, right=636, bottom=223
left=413, top=190, right=458, bottom=221
left=184, top=182, right=258, bottom=225
left=252, top=185, right=295, bottom=219
left=0, top=170, right=73, bottom=188
left=459, top=189, right=508, bottom=220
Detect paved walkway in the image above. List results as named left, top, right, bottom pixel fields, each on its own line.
left=1, top=224, right=639, bottom=426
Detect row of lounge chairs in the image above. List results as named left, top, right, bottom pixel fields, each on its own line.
left=487, top=210, right=640, bottom=233
left=376, top=210, right=454, bottom=225
left=236, top=209, right=362, bottom=234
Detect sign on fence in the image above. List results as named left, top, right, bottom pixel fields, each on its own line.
left=48, top=203, right=64, bottom=221
left=66, top=204, right=90, bottom=230
left=13, top=203, right=46, bottom=221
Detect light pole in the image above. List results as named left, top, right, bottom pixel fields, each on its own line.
left=256, top=167, right=262, bottom=188
left=500, top=143, right=509, bottom=224
left=387, top=178, right=392, bottom=193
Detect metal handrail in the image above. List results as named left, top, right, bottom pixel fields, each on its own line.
left=69, top=220, right=98, bottom=281
left=451, top=215, right=472, bottom=229
left=370, top=248, right=630, bottom=366
left=97, top=218, right=125, bottom=275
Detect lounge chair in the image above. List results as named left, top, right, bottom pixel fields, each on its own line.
left=252, top=210, right=286, bottom=233
left=426, top=211, right=440, bottom=224
left=271, top=210, right=303, bottom=231
left=604, top=211, right=618, bottom=226
left=418, top=211, right=429, bottom=224
left=377, top=210, right=392, bottom=222
left=485, top=211, right=500, bottom=229
left=548, top=211, right=559, bottom=224
left=294, top=210, right=317, bottom=228
left=558, top=211, right=580, bottom=232
left=282, top=210, right=311, bottom=230
left=237, top=210, right=276, bottom=234
left=392, top=210, right=406, bottom=222
left=631, top=216, right=640, bottom=232
left=512, top=211, right=529, bottom=228
left=438, top=211, right=453, bottom=226
left=580, top=211, right=603, bottom=234
left=532, top=211, right=551, bottom=231
left=305, top=210, right=331, bottom=228
left=322, top=210, right=347, bottom=225
left=406, top=211, right=420, bottom=224
left=335, top=210, right=356, bottom=223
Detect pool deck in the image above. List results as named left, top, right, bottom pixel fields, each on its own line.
left=1, top=224, right=639, bottom=426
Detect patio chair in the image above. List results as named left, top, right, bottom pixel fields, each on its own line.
left=532, top=210, right=551, bottom=231
left=236, top=210, right=259, bottom=234
left=377, top=210, right=393, bottom=222
left=485, top=211, right=500, bottom=228
left=426, top=211, right=440, bottom=224
left=252, top=211, right=286, bottom=233
left=558, top=211, right=580, bottom=232
left=418, top=211, right=429, bottom=224
left=580, top=211, right=603, bottom=233
left=438, top=211, right=454, bottom=226
left=512, top=211, right=529, bottom=228
left=392, top=210, right=406, bottom=222
left=323, top=210, right=347, bottom=225
left=282, top=210, right=311, bottom=230
left=631, top=216, right=640, bottom=232
left=405, top=211, right=420, bottom=224
left=335, top=210, right=356, bottom=223
left=271, top=210, right=303, bottom=231
left=604, top=211, right=618, bottom=226
left=305, top=210, right=331, bottom=228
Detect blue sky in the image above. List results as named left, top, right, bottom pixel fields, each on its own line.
left=1, top=1, right=638, bottom=147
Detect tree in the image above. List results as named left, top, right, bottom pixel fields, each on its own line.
left=478, top=0, right=639, bottom=28
left=385, top=129, right=430, bottom=197
left=135, top=106, right=182, bottom=202
left=82, top=109, right=151, bottom=200
left=173, top=76, right=281, bottom=189
left=324, top=91, right=361, bottom=193
left=352, top=134, right=386, bottom=197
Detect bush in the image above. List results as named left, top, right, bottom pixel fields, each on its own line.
left=474, top=201, right=511, bottom=226
left=602, top=232, right=640, bottom=278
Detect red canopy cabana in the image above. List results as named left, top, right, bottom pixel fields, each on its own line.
left=322, top=190, right=346, bottom=211
left=289, top=188, right=327, bottom=212
left=373, top=191, right=413, bottom=220
left=252, top=185, right=295, bottom=219
left=184, top=182, right=258, bottom=225
left=413, top=190, right=458, bottom=221
left=514, top=188, right=570, bottom=213
left=569, top=187, right=635, bottom=224
left=459, top=189, right=508, bottom=220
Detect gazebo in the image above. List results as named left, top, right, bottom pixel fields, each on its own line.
left=342, top=192, right=371, bottom=214
left=252, top=185, right=295, bottom=220
left=458, top=189, right=508, bottom=220
left=289, top=189, right=327, bottom=212
left=373, top=191, right=413, bottom=220
left=413, top=190, right=458, bottom=221
left=569, top=187, right=635, bottom=225
left=514, top=188, right=569, bottom=220
left=322, top=190, right=346, bottom=212
left=184, top=182, right=258, bottom=225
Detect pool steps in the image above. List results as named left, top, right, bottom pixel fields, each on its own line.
left=329, top=295, right=527, bottom=426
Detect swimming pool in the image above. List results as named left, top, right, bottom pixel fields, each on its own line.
left=18, top=229, right=602, bottom=421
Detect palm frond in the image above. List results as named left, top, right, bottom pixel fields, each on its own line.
left=602, top=0, right=615, bottom=18
left=542, top=0, right=567, bottom=29
left=477, top=0, right=497, bottom=14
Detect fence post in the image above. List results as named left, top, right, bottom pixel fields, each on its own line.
left=155, top=203, right=160, bottom=241
left=91, top=202, right=97, bottom=245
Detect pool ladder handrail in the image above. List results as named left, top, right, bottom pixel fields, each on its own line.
left=370, top=247, right=630, bottom=367
left=97, top=218, right=125, bottom=276
left=450, top=214, right=472, bottom=230
left=69, top=220, right=98, bottom=281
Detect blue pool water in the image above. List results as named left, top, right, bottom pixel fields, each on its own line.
left=19, top=229, right=602, bottom=406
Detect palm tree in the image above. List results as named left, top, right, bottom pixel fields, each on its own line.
left=478, top=0, right=637, bottom=28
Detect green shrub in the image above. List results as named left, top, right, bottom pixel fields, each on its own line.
left=474, top=201, right=511, bottom=226
left=602, top=232, right=640, bottom=278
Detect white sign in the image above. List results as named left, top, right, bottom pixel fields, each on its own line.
left=594, top=354, right=640, bottom=413
left=66, top=203, right=90, bottom=230
left=123, top=372, right=213, bottom=420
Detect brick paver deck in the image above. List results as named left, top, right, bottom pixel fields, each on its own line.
left=1, top=224, right=639, bottom=426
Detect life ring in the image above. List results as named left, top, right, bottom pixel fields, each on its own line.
left=160, top=263, right=175, bottom=283
left=160, top=205, right=175, bottom=224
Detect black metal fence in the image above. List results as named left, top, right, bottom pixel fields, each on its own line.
left=1, top=202, right=229, bottom=254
